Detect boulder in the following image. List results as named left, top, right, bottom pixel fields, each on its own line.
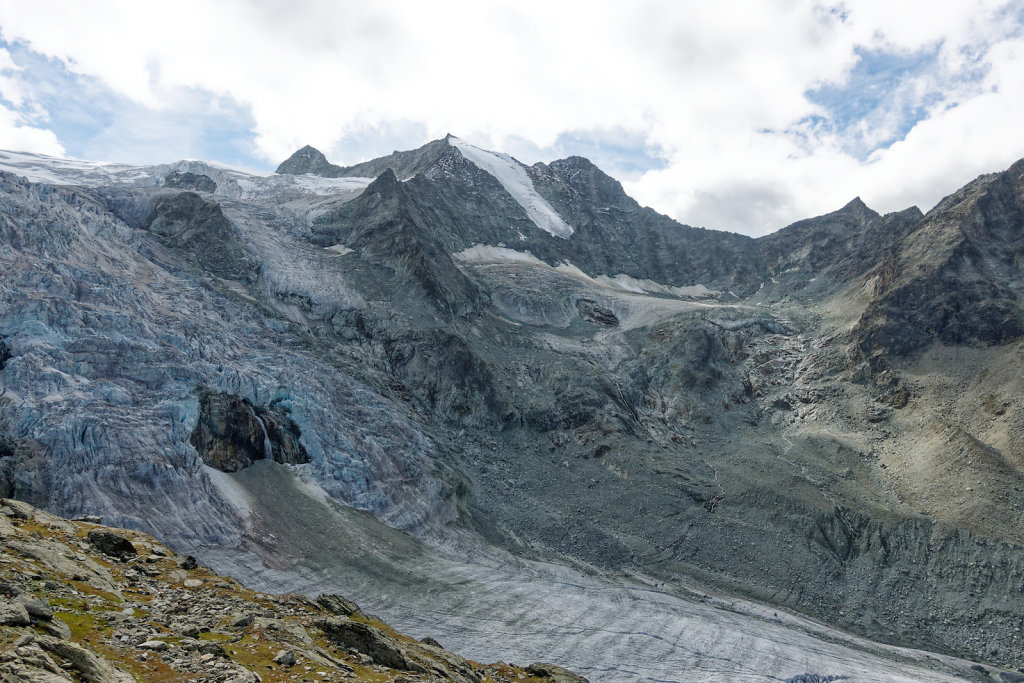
left=527, top=662, right=590, bottom=683
left=85, top=531, right=136, bottom=559
left=15, top=594, right=53, bottom=620
left=315, top=617, right=420, bottom=672
left=230, top=613, right=253, bottom=628
left=38, top=635, right=135, bottom=682
left=0, top=600, right=30, bottom=626
left=314, top=593, right=362, bottom=617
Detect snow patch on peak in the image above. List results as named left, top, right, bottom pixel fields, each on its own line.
left=454, top=244, right=718, bottom=300
left=596, top=274, right=719, bottom=299
left=448, top=137, right=573, bottom=239
left=453, top=244, right=547, bottom=266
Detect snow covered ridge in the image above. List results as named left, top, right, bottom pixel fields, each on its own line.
left=448, top=137, right=574, bottom=238
left=454, top=244, right=718, bottom=299
left=0, top=149, right=154, bottom=186
left=0, top=149, right=373, bottom=201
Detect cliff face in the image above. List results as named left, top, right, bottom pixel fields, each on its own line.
left=854, top=160, right=1024, bottom=356
left=1, top=142, right=1023, bottom=679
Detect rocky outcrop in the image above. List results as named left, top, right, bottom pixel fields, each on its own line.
left=855, top=159, right=1024, bottom=357
left=189, top=389, right=309, bottom=472
left=163, top=170, right=217, bottom=193
left=575, top=298, right=619, bottom=326
left=383, top=329, right=507, bottom=425
left=313, top=168, right=482, bottom=317
left=757, top=197, right=923, bottom=297
left=317, top=616, right=485, bottom=682
left=144, top=191, right=260, bottom=283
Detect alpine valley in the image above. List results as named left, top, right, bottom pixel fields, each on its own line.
left=0, top=134, right=1023, bottom=682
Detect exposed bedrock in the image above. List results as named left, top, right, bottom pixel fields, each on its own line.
left=855, top=158, right=1024, bottom=358
left=163, top=170, right=217, bottom=193
left=144, top=191, right=261, bottom=283
left=383, top=329, right=508, bottom=426
left=575, top=298, right=619, bottom=327
left=189, top=389, right=309, bottom=472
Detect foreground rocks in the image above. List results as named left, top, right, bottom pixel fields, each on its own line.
left=0, top=499, right=587, bottom=682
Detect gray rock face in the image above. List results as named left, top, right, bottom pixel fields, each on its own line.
left=855, top=159, right=1024, bottom=356
left=144, top=191, right=260, bottom=283
left=314, top=168, right=482, bottom=318
left=190, top=389, right=308, bottom=472
left=164, top=170, right=217, bottom=193
left=757, top=197, right=924, bottom=297
left=275, top=145, right=341, bottom=176
left=530, top=155, right=763, bottom=291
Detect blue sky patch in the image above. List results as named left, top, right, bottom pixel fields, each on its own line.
left=804, top=45, right=957, bottom=159
left=0, top=41, right=267, bottom=169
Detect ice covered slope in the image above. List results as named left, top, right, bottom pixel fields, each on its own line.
left=449, top=136, right=574, bottom=238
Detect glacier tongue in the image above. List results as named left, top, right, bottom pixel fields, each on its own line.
left=449, top=137, right=573, bottom=238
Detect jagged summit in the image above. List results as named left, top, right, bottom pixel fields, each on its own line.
left=836, top=196, right=872, bottom=216
left=276, top=137, right=454, bottom=181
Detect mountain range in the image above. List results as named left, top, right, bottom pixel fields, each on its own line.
left=0, top=134, right=1022, bottom=681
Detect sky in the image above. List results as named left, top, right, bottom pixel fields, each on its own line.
left=0, top=1, right=1022, bottom=236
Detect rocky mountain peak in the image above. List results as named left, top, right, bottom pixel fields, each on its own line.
left=836, top=196, right=873, bottom=217
left=366, top=166, right=400, bottom=191
left=275, top=144, right=339, bottom=176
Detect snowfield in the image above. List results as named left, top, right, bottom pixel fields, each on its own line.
left=449, top=137, right=574, bottom=238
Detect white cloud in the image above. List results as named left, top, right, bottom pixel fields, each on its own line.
left=0, top=0, right=1021, bottom=234
left=0, top=47, right=64, bottom=155
left=0, top=103, right=63, bottom=155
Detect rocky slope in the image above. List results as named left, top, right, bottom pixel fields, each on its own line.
left=0, top=497, right=586, bottom=682
left=0, top=140, right=1023, bottom=681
